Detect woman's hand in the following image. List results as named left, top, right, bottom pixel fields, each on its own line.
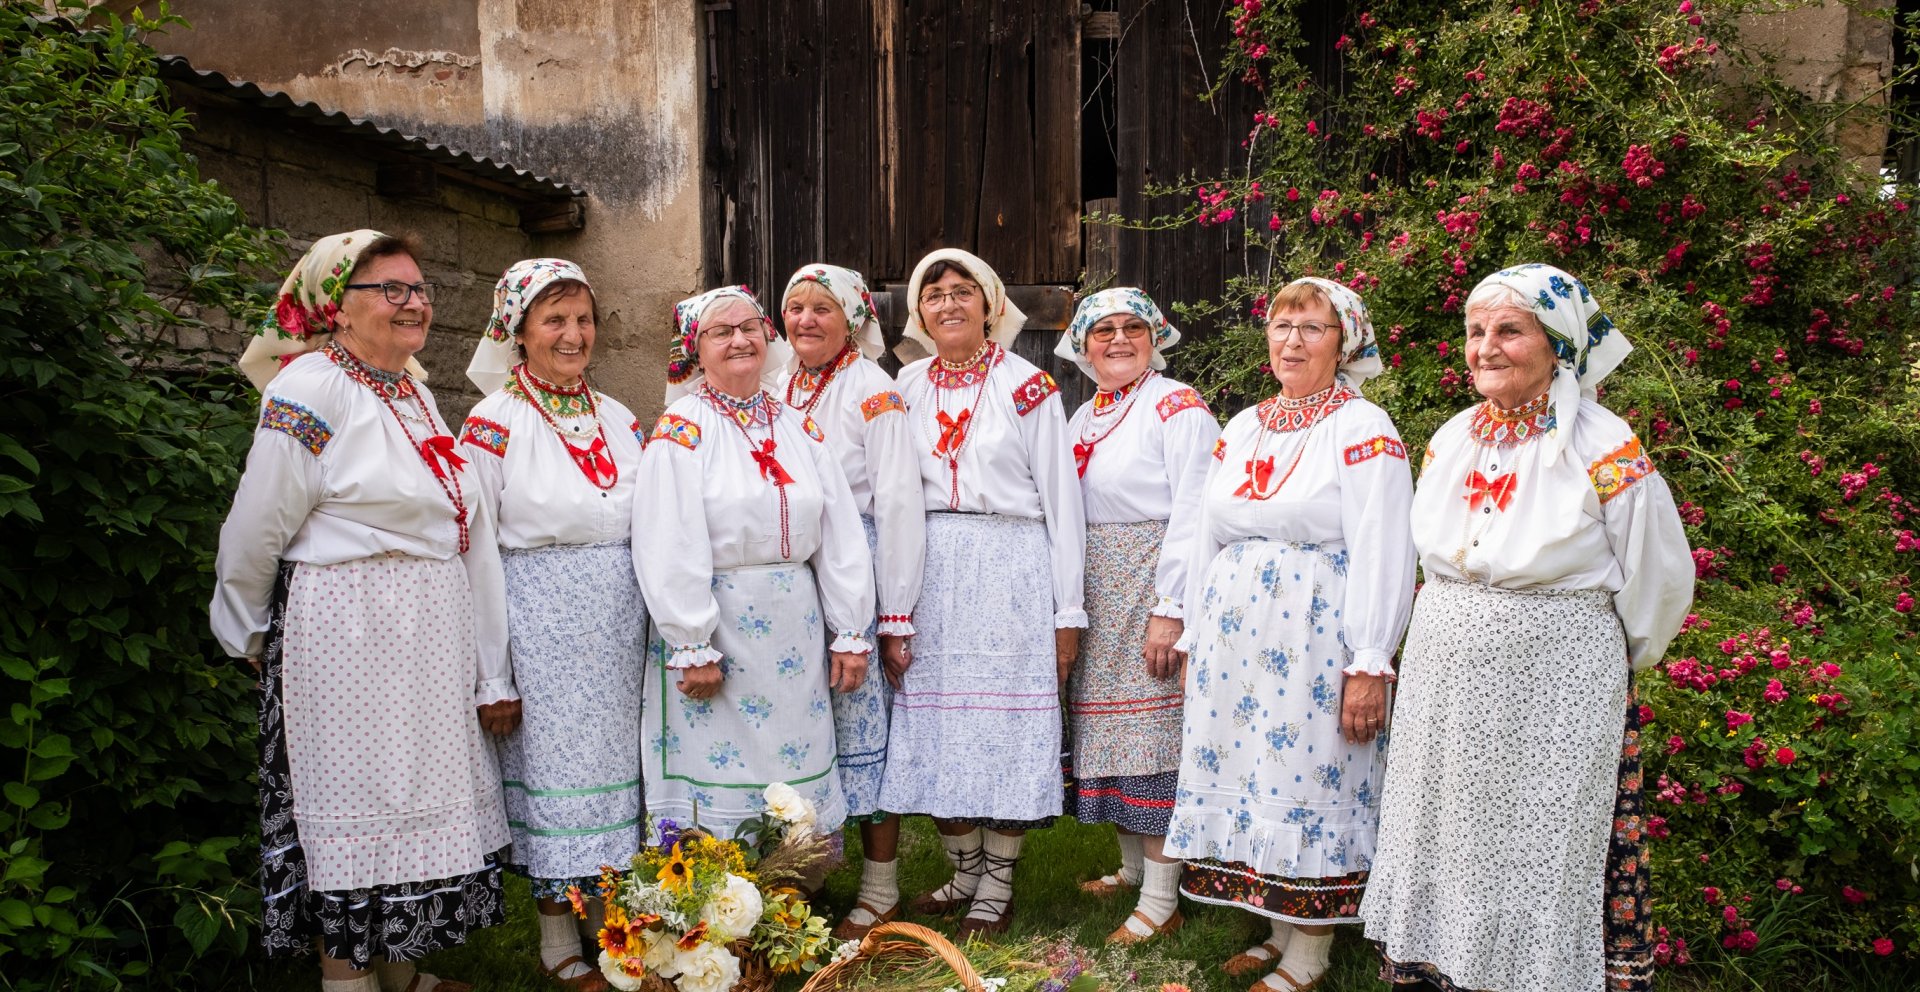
left=245, top=656, right=263, bottom=675
left=829, top=650, right=869, bottom=693
left=476, top=698, right=523, bottom=737
left=880, top=635, right=912, bottom=690
left=1055, top=627, right=1082, bottom=688
left=1339, top=672, right=1389, bottom=744
left=677, top=662, right=724, bottom=700
left=1144, top=616, right=1184, bottom=680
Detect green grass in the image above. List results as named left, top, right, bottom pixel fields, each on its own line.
left=249, top=817, right=1914, bottom=991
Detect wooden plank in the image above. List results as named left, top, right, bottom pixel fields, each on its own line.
left=1084, top=195, right=1119, bottom=288
left=899, top=1, right=948, bottom=255
left=974, top=0, right=1037, bottom=281
left=1033, top=0, right=1082, bottom=282
left=822, top=0, right=877, bottom=274
left=872, top=0, right=905, bottom=280
left=765, top=0, right=824, bottom=295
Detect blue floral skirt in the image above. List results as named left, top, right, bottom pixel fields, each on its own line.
left=831, top=516, right=892, bottom=820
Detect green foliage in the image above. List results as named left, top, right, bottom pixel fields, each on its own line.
left=0, top=2, right=278, bottom=987
left=1148, top=0, right=1920, bottom=979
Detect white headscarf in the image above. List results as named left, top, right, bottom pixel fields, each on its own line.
left=666, top=286, right=791, bottom=404
left=1466, top=263, right=1632, bottom=465
left=1284, top=276, right=1385, bottom=394
left=466, top=257, right=591, bottom=394
left=894, top=248, right=1027, bottom=364
left=1053, top=287, right=1181, bottom=381
left=781, top=263, right=886, bottom=364
left=241, top=229, right=428, bottom=389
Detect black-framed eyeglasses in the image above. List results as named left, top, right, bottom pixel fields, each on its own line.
left=346, top=281, right=436, bottom=305
left=919, top=287, right=979, bottom=310
left=700, top=316, right=773, bottom=342
left=1266, top=320, right=1333, bottom=343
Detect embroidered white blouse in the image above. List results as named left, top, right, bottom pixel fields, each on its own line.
left=457, top=380, right=646, bottom=704
left=779, top=353, right=926, bottom=637
left=1066, top=373, right=1221, bottom=619
left=897, top=346, right=1088, bottom=628
left=1411, top=396, right=1694, bottom=670
left=209, top=351, right=511, bottom=703
left=632, top=392, right=877, bottom=669
left=1177, top=387, right=1416, bottom=675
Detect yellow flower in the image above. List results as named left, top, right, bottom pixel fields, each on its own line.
left=657, top=842, right=694, bottom=892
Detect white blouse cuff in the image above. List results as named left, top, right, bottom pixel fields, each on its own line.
left=877, top=613, right=917, bottom=637
left=1054, top=607, right=1089, bottom=629
left=1343, top=648, right=1396, bottom=677
left=474, top=679, right=520, bottom=707
left=829, top=631, right=873, bottom=654
left=1148, top=596, right=1184, bottom=620
left=665, top=642, right=724, bottom=670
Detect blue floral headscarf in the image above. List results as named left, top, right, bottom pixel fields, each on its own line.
left=1466, top=263, right=1633, bottom=464
left=1054, top=287, right=1181, bottom=381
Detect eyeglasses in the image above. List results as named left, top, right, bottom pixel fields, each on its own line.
left=918, top=287, right=979, bottom=310
left=1266, top=320, right=1334, bottom=343
left=1087, top=323, right=1152, bottom=344
left=700, top=317, right=773, bottom=342
left=345, top=281, right=435, bottom=306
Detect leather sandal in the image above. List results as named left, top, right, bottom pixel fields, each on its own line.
left=1221, top=940, right=1287, bottom=977
left=1077, top=874, right=1138, bottom=897
left=909, top=888, right=972, bottom=916
left=831, top=900, right=900, bottom=940
left=539, top=956, right=609, bottom=992
left=1106, top=909, right=1183, bottom=945
left=1252, top=965, right=1325, bottom=992
left=954, top=895, right=1015, bottom=939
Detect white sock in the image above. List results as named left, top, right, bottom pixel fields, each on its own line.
left=965, top=831, right=1023, bottom=922
left=846, top=857, right=899, bottom=924
left=539, top=911, right=590, bottom=978
left=575, top=895, right=605, bottom=942
left=1259, top=930, right=1334, bottom=989
left=322, top=977, right=378, bottom=992
left=1116, top=833, right=1145, bottom=886
left=1244, top=917, right=1295, bottom=964
left=927, top=828, right=984, bottom=902
left=1122, top=857, right=1182, bottom=934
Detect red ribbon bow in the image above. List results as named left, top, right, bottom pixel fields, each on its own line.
left=565, top=436, right=617, bottom=484
left=419, top=435, right=468, bottom=481
left=1073, top=441, right=1095, bottom=477
left=1235, top=456, right=1276, bottom=498
left=1464, top=470, right=1517, bottom=512
left=751, top=438, right=794, bottom=486
left=935, top=409, right=971, bottom=459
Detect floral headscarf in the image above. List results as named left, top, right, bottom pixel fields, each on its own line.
left=466, top=258, right=592, bottom=394
left=1285, top=276, right=1384, bottom=394
left=781, top=263, right=886, bottom=364
left=1467, top=262, right=1632, bottom=465
left=667, top=286, right=791, bottom=403
left=894, top=248, right=1027, bottom=364
left=1053, top=287, right=1181, bottom=381
left=240, top=229, right=428, bottom=389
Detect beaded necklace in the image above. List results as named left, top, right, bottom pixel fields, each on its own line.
left=512, top=364, right=617, bottom=490
left=1468, top=390, right=1555, bottom=447
left=922, top=340, right=1001, bottom=510
left=1073, top=368, right=1154, bottom=478
left=1450, top=390, right=1547, bottom=578
left=701, top=385, right=795, bottom=558
left=1236, top=383, right=1346, bottom=501
left=784, top=345, right=859, bottom=416
left=325, top=342, right=470, bottom=552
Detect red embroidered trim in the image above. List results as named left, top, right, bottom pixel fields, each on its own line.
left=1590, top=436, right=1655, bottom=504
left=459, top=417, right=510, bottom=458
left=1011, top=370, right=1059, bottom=416
left=878, top=613, right=912, bottom=624
left=1156, top=387, right=1209, bottom=421
left=1212, top=437, right=1227, bottom=461
left=630, top=418, right=644, bottom=445
left=860, top=390, right=907, bottom=421
left=1342, top=435, right=1407, bottom=465
left=649, top=414, right=702, bottom=450
left=802, top=416, right=825, bottom=442
left=1255, top=386, right=1354, bottom=432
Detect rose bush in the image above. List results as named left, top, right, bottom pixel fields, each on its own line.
left=1151, top=0, right=1920, bottom=977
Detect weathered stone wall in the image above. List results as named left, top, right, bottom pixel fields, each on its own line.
left=170, top=84, right=534, bottom=424
left=1739, top=0, right=1897, bottom=177
left=141, top=0, right=703, bottom=421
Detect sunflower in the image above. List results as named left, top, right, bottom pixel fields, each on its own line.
left=656, top=842, right=694, bottom=892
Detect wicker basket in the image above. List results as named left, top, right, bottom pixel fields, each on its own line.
left=637, top=940, right=773, bottom=992
left=798, top=922, right=986, bottom=992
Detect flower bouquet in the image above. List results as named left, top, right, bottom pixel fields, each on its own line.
left=582, top=783, right=845, bottom=992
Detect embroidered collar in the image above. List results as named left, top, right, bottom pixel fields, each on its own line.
left=506, top=364, right=595, bottom=417
left=787, top=345, right=859, bottom=411
left=703, top=385, right=778, bottom=428
left=1092, top=370, right=1152, bottom=412
left=1470, top=391, right=1555, bottom=447
left=1256, top=384, right=1353, bottom=433
left=928, top=341, right=1002, bottom=390
left=325, top=342, right=417, bottom=400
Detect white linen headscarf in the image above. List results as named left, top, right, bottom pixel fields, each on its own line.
left=466, top=257, right=591, bottom=394
left=781, top=263, right=886, bottom=364
left=667, top=286, right=792, bottom=404
left=1465, top=263, right=1632, bottom=465
left=1284, top=276, right=1385, bottom=395
left=893, top=248, right=1027, bottom=364
left=241, top=229, right=428, bottom=389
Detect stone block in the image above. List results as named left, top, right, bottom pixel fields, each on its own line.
left=457, top=215, right=533, bottom=281
left=266, top=161, right=373, bottom=238
left=370, top=197, right=461, bottom=264
left=192, top=147, right=269, bottom=225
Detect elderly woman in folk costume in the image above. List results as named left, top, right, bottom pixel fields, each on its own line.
left=633, top=286, right=875, bottom=842
left=1165, top=277, right=1415, bottom=992
left=774, top=263, right=927, bottom=939
left=875, top=248, right=1087, bottom=937
left=1360, top=264, right=1693, bottom=992
left=458, top=259, right=645, bottom=992
left=1053, top=288, right=1219, bottom=945
left=211, top=231, right=508, bottom=992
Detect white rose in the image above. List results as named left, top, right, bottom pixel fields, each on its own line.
left=671, top=941, right=742, bottom=992
left=640, top=928, right=682, bottom=977
left=598, top=950, right=647, bottom=992
left=762, top=781, right=812, bottom=826
left=698, top=872, right=764, bottom=942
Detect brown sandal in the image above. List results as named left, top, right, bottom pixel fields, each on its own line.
left=953, top=895, right=1015, bottom=939
left=1077, top=874, right=1138, bottom=898
left=539, top=956, right=609, bottom=992
left=831, top=900, right=900, bottom=940
left=1221, top=940, right=1287, bottom=977
left=1252, top=965, right=1324, bottom=992
left=1106, top=909, right=1183, bottom=945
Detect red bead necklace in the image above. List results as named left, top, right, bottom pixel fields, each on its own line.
left=784, top=344, right=858, bottom=416
left=1073, top=368, right=1154, bottom=478
left=512, top=364, right=617, bottom=490
left=326, top=342, right=470, bottom=551
left=703, top=385, right=795, bottom=559
left=922, top=341, right=1001, bottom=510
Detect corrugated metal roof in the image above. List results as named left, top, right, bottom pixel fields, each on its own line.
left=157, top=55, right=584, bottom=202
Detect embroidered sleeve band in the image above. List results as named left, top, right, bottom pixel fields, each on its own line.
left=260, top=397, right=333, bottom=456
left=1212, top=437, right=1227, bottom=461
left=665, top=641, right=724, bottom=670
left=1342, top=435, right=1408, bottom=465
left=1011, top=371, right=1060, bottom=416
left=1156, top=387, right=1209, bottom=421
left=860, top=390, right=907, bottom=421
left=649, top=413, right=702, bottom=451
left=1590, top=436, right=1656, bottom=504
left=459, top=417, right=510, bottom=458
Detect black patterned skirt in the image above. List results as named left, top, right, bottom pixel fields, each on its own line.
left=256, top=562, right=507, bottom=969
